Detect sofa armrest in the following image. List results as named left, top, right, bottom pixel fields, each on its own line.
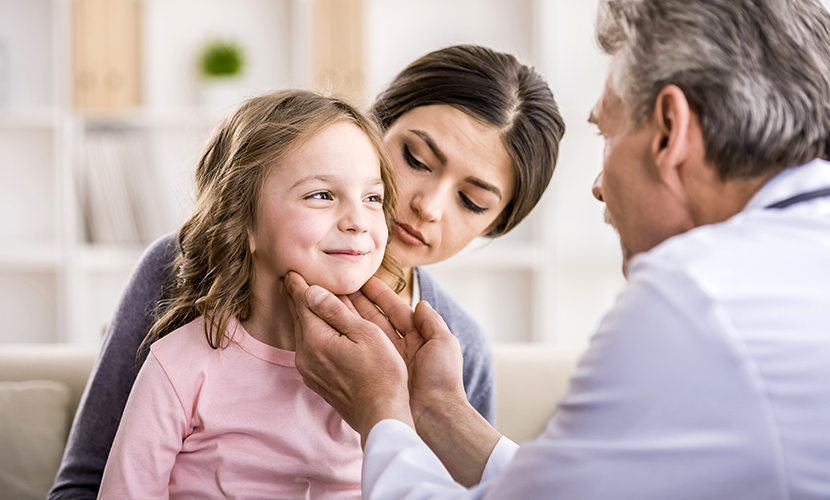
left=0, top=344, right=100, bottom=421
left=493, top=343, right=585, bottom=443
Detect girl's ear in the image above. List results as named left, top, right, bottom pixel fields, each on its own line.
left=248, top=226, right=257, bottom=254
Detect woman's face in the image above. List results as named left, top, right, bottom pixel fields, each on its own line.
left=384, top=105, right=515, bottom=269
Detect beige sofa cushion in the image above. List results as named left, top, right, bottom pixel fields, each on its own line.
left=0, top=344, right=99, bottom=419
left=494, top=344, right=584, bottom=443
left=0, top=380, right=71, bottom=500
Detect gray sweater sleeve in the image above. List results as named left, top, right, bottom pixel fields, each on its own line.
left=417, top=268, right=497, bottom=425
left=48, top=233, right=177, bottom=500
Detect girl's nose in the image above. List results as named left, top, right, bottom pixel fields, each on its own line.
left=338, top=202, right=370, bottom=233
left=592, top=171, right=604, bottom=202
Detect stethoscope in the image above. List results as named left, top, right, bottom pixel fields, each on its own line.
left=765, top=187, right=830, bottom=209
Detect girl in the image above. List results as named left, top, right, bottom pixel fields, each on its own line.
left=54, top=44, right=565, bottom=498
left=97, top=90, right=403, bottom=499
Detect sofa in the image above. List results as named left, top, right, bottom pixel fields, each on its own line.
left=0, top=342, right=584, bottom=500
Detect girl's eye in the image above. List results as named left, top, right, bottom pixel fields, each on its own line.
left=459, top=192, right=487, bottom=214
left=403, top=144, right=429, bottom=171
left=308, top=192, right=332, bottom=200
left=364, top=194, right=383, bottom=203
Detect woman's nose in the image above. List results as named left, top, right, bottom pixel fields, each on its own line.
left=592, top=171, right=604, bottom=202
left=409, top=183, right=446, bottom=222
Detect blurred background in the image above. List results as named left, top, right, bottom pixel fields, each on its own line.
left=0, top=0, right=631, bottom=348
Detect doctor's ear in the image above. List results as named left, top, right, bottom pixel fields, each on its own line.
left=650, top=85, right=695, bottom=184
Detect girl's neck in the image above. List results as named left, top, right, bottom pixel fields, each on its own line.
left=243, top=266, right=416, bottom=350
left=241, top=280, right=296, bottom=351
left=399, top=267, right=414, bottom=306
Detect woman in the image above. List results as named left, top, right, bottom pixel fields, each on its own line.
left=49, top=44, right=564, bottom=499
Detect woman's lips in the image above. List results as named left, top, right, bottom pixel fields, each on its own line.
left=395, top=223, right=428, bottom=247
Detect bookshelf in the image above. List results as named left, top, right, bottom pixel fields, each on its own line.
left=0, top=0, right=627, bottom=346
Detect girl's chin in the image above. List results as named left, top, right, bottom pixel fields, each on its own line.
left=307, top=277, right=368, bottom=296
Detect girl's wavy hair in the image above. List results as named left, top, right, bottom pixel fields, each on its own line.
left=145, top=89, right=403, bottom=350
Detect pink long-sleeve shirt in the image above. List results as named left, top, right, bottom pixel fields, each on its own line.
left=99, top=316, right=362, bottom=499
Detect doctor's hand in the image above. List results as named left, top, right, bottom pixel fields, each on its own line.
left=283, top=272, right=414, bottom=446
left=348, top=277, right=468, bottom=426
left=349, top=277, right=502, bottom=487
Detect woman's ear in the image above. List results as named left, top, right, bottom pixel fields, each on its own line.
left=650, top=85, right=694, bottom=195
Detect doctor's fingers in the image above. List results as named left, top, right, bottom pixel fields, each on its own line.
left=358, top=277, right=418, bottom=338
left=289, top=275, right=384, bottom=346
left=413, top=300, right=454, bottom=344
left=339, top=294, right=359, bottom=315
left=348, top=289, right=400, bottom=343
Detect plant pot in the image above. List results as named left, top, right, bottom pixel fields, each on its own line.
left=199, top=77, right=244, bottom=112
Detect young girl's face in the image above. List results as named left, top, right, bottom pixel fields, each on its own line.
left=249, top=121, right=388, bottom=295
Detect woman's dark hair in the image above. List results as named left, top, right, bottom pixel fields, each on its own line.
left=371, top=44, right=565, bottom=236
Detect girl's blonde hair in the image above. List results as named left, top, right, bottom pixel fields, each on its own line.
left=146, top=89, right=403, bottom=350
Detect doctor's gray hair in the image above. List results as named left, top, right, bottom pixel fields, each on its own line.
left=596, top=0, right=830, bottom=179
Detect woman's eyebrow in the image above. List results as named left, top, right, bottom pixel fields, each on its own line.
left=465, top=177, right=502, bottom=200
left=410, top=130, right=447, bottom=165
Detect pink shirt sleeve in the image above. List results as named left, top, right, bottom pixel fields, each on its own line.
left=98, top=351, right=190, bottom=499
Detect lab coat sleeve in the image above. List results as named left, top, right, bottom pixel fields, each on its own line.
left=363, top=419, right=499, bottom=500
left=480, top=436, right=519, bottom=483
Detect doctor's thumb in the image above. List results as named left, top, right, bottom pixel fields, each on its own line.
left=414, top=300, right=452, bottom=342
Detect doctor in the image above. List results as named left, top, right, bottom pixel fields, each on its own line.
left=285, top=0, right=830, bottom=498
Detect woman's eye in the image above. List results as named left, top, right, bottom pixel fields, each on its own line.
left=459, top=192, right=487, bottom=214
left=308, top=192, right=332, bottom=200
left=364, top=194, right=383, bottom=203
left=403, top=144, right=429, bottom=171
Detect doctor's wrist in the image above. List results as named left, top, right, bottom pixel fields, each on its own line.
left=358, top=390, right=415, bottom=448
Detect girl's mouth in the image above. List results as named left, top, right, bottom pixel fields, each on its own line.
left=324, top=250, right=367, bottom=261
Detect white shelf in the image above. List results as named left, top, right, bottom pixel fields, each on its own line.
left=74, top=245, right=145, bottom=272
left=79, top=107, right=218, bottom=130
left=0, top=242, right=61, bottom=271
left=0, top=108, right=60, bottom=129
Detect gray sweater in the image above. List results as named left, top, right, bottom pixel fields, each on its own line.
left=48, top=233, right=496, bottom=499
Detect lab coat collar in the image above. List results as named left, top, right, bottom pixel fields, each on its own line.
left=742, top=159, right=830, bottom=213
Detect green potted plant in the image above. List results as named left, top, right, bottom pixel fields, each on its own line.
left=198, top=39, right=246, bottom=110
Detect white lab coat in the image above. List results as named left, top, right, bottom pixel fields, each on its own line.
left=362, top=160, right=830, bottom=500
